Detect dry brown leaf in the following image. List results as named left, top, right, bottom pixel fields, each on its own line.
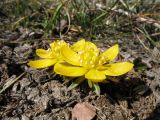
left=72, top=102, right=96, bottom=120
left=70, top=25, right=83, bottom=32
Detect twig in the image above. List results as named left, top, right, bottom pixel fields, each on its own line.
left=136, top=17, right=160, bottom=29
left=136, top=34, right=150, bottom=51
left=0, top=72, right=26, bottom=94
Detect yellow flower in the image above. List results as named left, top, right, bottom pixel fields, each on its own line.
left=28, top=40, right=67, bottom=68
left=54, top=39, right=134, bottom=83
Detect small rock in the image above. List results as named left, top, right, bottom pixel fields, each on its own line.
left=72, top=102, right=96, bottom=120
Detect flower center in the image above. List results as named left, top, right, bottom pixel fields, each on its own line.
left=78, top=48, right=99, bottom=69
left=98, top=55, right=107, bottom=65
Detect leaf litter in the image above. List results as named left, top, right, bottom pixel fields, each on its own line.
left=0, top=2, right=160, bottom=119
left=0, top=34, right=159, bottom=119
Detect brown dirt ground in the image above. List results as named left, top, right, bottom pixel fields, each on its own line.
left=0, top=4, right=160, bottom=118
left=0, top=34, right=160, bottom=120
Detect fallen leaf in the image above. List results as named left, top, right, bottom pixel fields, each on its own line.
left=70, top=25, right=83, bottom=32
left=72, top=102, right=96, bottom=120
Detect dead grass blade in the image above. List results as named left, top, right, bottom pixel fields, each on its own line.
left=0, top=72, right=26, bottom=94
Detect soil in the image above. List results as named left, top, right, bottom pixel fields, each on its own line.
left=0, top=10, right=160, bottom=120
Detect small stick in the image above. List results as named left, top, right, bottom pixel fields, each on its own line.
left=0, top=72, right=26, bottom=94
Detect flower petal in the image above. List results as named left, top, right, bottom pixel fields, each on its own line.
left=28, top=59, right=57, bottom=68
left=85, top=69, right=106, bottom=83
left=54, top=62, right=87, bottom=77
left=50, top=40, right=67, bottom=50
left=72, top=39, right=99, bottom=54
left=99, top=44, right=119, bottom=64
left=104, top=62, right=134, bottom=76
left=86, top=41, right=99, bottom=53
left=36, top=49, right=55, bottom=58
left=72, top=39, right=86, bottom=52
left=61, top=46, right=81, bottom=66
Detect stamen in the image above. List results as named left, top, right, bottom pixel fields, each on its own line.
left=91, top=65, right=95, bottom=68
left=54, top=47, right=57, bottom=51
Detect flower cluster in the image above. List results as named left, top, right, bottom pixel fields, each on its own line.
left=28, top=39, right=134, bottom=95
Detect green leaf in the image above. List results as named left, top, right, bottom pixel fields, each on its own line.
left=93, top=83, right=100, bottom=95
left=68, top=77, right=85, bottom=90
left=87, top=80, right=93, bottom=88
